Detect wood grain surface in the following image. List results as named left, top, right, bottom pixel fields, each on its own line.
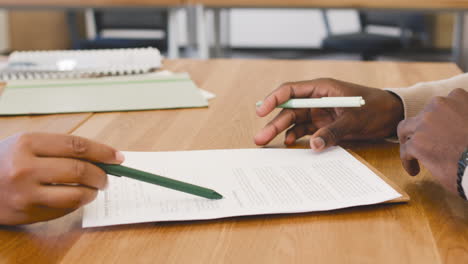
left=0, top=59, right=466, bottom=264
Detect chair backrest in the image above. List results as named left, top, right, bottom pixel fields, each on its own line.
left=94, top=10, right=168, bottom=32
left=66, top=10, right=169, bottom=50
left=360, top=11, right=429, bottom=34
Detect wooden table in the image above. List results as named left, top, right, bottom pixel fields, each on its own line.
left=0, top=59, right=467, bottom=263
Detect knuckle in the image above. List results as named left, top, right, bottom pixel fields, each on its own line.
left=70, top=189, right=96, bottom=207
left=72, top=160, right=87, bottom=180
left=267, top=122, right=280, bottom=136
left=396, top=120, right=406, bottom=137
left=8, top=163, right=33, bottom=182
left=448, top=88, right=465, bottom=97
left=9, top=193, right=33, bottom=211
left=14, top=132, right=35, bottom=150
left=94, top=169, right=108, bottom=189
left=275, top=82, right=295, bottom=94
left=68, top=189, right=89, bottom=208
left=421, top=112, right=433, bottom=125
left=323, top=127, right=339, bottom=145
left=286, top=109, right=297, bottom=122
left=68, top=136, right=88, bottom=156
left=431, top=96, right=448, bottom=108
left=87, top=190, right=98, bottom=204
left=67, top=192, right=84, bottom=208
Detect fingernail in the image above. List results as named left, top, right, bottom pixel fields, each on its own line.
left=115, top=151, right=125, bottom=163
left=311, top=137, right=325, bottom=150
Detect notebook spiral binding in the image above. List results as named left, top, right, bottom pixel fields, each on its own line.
left=0, top=68, right=153, bottom=81
left=0, top=47, right=162, bottom=81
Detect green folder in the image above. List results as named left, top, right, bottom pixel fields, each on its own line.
left=0, top=73, right=208, bottom=115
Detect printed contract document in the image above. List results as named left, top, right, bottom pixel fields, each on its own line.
left=83, top=147, right=403, bottom=227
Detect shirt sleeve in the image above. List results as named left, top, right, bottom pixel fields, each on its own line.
left=385, top=73, right=468, bottom=118
left=463, top=168, right=468, bottom=198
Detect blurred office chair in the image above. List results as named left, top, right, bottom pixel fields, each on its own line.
left=321, top=11, right=432, bottom=61
left=67, top=9, right=168, bottom=51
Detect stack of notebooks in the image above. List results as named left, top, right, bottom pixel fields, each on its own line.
left=0, top=48, right=211, bottom=115
left=1, top=47, right=163, bottom=80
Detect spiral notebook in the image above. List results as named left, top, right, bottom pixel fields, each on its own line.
left=0, top=47, right=162, bottom=81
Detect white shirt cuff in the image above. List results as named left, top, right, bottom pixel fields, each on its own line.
left=462, top=169, right=468, bottom=197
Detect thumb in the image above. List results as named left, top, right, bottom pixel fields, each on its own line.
left=309, top=116, right=351, bottom=151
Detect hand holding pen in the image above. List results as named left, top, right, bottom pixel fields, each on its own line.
left=254, top=78, right=405, bottom=151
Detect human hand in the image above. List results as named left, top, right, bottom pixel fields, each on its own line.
left=0, top=132, right=124, bottom=225
left=397, top=88, right=468, bottom=194
left=254, top=78, right=404, bottom=150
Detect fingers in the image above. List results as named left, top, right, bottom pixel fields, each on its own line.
left=397, top=118, right=417, bottom=144
left=35, top=185, right=98, bottom=209
left=309, top=115, right=353, bottom=151
left=254, top=109, right=309, bottom=146
left=284, top=123, right=317, bottom=145
left=397, top=118, right=422, bottom=176
left=35, top=158, right=108, bottom=190
left=447, top=88, right=468, bottom=99
left=19, top=133, right=124, bottom=164
left=256, top=81, right=319, bottom=117
left=399, top=142, right=421, bottom=176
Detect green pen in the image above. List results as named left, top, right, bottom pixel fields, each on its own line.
left=94, top=163, right=223, bottom=200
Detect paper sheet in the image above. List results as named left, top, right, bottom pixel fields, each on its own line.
left=83, top=147, right=402, bottom=228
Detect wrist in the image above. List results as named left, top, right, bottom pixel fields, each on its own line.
left=388, top=91, right=404, bottom=119
left=383, top=91, right=404, bottom=136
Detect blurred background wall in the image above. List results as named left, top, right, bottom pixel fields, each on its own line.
left=1, top=9, right=454, bottom=52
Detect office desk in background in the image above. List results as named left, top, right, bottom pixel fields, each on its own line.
left=0, top=0, right=181, bottom=7
left=0, top=0, right=184, bottom=59
left=0, top=59, right=467, bottom=263
left=190, top=0, right=468, bottom=8
left=188, top=0, right=468, bottom=70
left=2, top=0, right=468, bottom=69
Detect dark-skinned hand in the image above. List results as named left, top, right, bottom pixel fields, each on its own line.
left=397, top=88, right=468, bottom=194
left=0, top=132, right=124, bottom=225
left=255, top=78, right=404, bottom=150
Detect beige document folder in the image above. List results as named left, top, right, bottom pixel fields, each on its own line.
left=0, top=73, right=208, bottom=115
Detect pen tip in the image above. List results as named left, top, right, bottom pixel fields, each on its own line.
left=256, top=101, right=262, bottom=107
left=211, top=192, right=223, bottom=200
